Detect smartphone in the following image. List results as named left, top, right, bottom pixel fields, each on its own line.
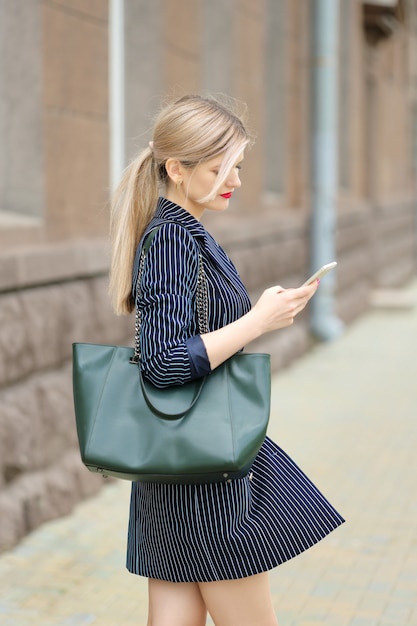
left=302, top=261, right=337, bottom=286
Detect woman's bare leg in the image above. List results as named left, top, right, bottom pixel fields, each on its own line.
left=147, top=578, right=207, bottom=626
left=198, top=572, right=278, bottom=626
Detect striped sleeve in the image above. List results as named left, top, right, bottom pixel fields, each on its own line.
left=137, top=222, right=208, bottom=387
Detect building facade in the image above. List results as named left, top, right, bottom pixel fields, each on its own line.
left=0, top=0, right=416, bottom=550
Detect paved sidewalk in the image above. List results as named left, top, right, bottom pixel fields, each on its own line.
left=0, top=281, right=417, bottom=626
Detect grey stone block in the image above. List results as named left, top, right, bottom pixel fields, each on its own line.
left=0, top=450, right=103, bottom=553
left=0, top=276, right=132, bottom=388
left=0, top=384, right=40, bottom=483
left=0, top=293, right=34, bottom=387
left=0, top=364, right=81, bottom=482
left=0, top=488, right=26, bottom=551
left=20, top=285, right=64, bottom=370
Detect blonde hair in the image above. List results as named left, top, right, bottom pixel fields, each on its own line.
left=109, top=94, right=251, bottom=315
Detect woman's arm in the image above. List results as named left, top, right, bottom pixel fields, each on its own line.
left=201, top=282, right=318, bottom=370
left=138, top=223, right=201, bottom=386
left=139, top=221, right=318, bottom=383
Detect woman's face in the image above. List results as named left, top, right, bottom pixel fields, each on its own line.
left=167, top=153, right=244, bottom=220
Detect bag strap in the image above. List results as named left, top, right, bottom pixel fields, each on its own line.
left=131, top=222, right=208, bottom=362
left=128, top=222, right=210, bottom=419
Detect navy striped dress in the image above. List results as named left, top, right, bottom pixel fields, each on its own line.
left=126, top=197, right=344, bottom=582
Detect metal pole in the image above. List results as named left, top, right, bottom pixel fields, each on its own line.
left=109, top=0, right=126, bottom=192
left=310, top=0, right=344, bottom=340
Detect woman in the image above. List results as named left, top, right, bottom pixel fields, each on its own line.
left=109, top=95, right=344, bottom=626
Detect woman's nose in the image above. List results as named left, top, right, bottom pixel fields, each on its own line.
left=228, top=169, right=241, bottom=188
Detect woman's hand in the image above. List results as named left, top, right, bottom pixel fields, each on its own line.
left=201, top=281, right=319, bottom=371
left=250, top=281, right=318, bottom=334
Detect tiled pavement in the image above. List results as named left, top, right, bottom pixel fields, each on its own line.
left=0, top=280, right=416, bottom=626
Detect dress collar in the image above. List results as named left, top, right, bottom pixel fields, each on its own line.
left=150, top=197, right=207, bottom=242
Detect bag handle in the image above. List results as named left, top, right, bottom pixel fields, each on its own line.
left=131, top=223, right=209, bottom=420
left=138, top=366, right=208, bottom=420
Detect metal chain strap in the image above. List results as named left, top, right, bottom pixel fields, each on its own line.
left=196, top=253, right=209, bottom=335
left=133, top=249, right=208, bottom=362
left=131, top=249, right=147, bottom=363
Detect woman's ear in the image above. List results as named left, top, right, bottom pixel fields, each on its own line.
left=165, top=158, right=182, bottom=184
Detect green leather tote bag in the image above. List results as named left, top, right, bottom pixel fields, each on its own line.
left=72, top=225, right=271, bottom=484
left=73, top=344, right=270, bottom=484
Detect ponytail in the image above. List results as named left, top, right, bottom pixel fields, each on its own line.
left=109, top=147, right=159, bottom=315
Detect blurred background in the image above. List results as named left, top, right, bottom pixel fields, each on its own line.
left=0, top=0, right=416, bottom=553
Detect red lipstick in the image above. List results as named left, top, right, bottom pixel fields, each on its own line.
left=220, top=192, right=232, bottom=199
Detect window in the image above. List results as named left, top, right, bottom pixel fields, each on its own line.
left=0, top=2, right=44, bottom=220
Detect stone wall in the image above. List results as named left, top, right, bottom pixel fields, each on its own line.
left=0, top=242, right=131, bottom=552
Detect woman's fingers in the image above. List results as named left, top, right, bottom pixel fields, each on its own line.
left=254, top=281, right=319, bottom=333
